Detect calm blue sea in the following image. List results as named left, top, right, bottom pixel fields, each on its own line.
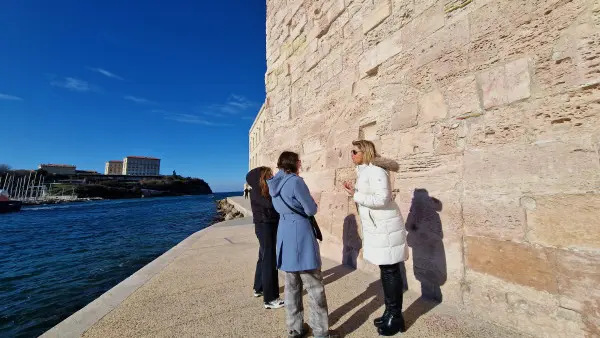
left=0, top=193, right=239, bottom=338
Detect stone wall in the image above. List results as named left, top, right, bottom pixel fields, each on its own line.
left=252, top=0, right=600, bottom=336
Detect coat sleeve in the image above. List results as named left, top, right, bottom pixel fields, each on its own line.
left=354, top=167, right=391, bottom=208
left=293, top=178, right=318, bottom=216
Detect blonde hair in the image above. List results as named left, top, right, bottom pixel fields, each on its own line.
left=352, top=140, right=378, bottom=164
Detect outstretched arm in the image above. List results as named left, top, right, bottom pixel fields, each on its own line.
left=354, top=168, right=391, bottom=208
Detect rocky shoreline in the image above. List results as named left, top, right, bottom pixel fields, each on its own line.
left=213, top=199, right=244, bottom=223
left=22, top=197, right=104, bottom=206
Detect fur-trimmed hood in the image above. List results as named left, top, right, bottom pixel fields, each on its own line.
left=371, top=156, right=399, bottom=172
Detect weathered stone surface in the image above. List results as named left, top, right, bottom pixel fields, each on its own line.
left=476, top=58, right=532, bottom=109
left=362, top=2, right=391, bottom=34
left=391, top=102, right=418, bottom=131
left=404, top=1, right=444, bottom=43
left=445, top=75, right=481, bottom=117
left=463, top=140, right=600, bottom=194
left=397, top=126, right=435, bottom=158
left=359, top=29, right=403, bottom=76
left=556, top=249, right=600, bottom=337
left=527, top=194, right=600, bottom=250
left=463, top=193, right=526, bottom=241
left=433, top=121, right=467, bottom=154
left=465, top=236, right=558, bottom=293
left=301, top=170, right=335, bottom=193
left=463, top=270, right=583, bottom=338
left=254, top=0, right=600, bottom=336
left=322, top=192, right=350, bottom=238
left=334, top=167, right=356, bottom=188
left=505, top=58, right=532, bottom=104
left=419, top=89, right=448, bottom=123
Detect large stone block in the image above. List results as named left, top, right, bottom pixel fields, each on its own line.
left=413, top=0, right=438, bottom=17
left=526, top=194, right=600, bottom=250
left=301, top=170, right=336, bottom=193
left=463, top=270, right=583, bottom=338
left=397, top=153, right=463, bottom=177
left=321, top=192, right=351, bottom=239
left=301, top=150, right=327, bottom=173
left=412, top=15, right=469, bottom=68
left=433, top=121, right=467, bottom=154
left=397, top=126, right=435, bottom=158
left=556, top=249, right=600, bottom=337
left=334, top=167, right=356, bottom=188
left=556, top=249, right=600, bottom=311
left=463, top=140, right=600, bottom=194
left=463, top=193, right=526, bottom=241
left=476, top=58, right=532, bottom=109
left=359, top=29, right=403, bottom=76
left=362, top=1, right=391, bottom=34
left=445, top=75, right=481, bottom=117
left=418, top=89, right=448, bottom=123
left=404, top=1, right=444, bottom=43
left=391, top=102, right=418, bottom=131
left=465, top=236, right=558, bottom=293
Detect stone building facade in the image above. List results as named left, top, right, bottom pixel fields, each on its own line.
left=251, top=0, right=600, bottom=336
left=104, top=160, right=123, bottom=175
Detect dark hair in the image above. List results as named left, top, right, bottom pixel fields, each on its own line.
left=259, top=166, right=273, bottom=198
left=277, top=151, right=299, bottom=174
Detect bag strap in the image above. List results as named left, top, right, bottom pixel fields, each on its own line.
left=279, top=178, right=308, bottom=218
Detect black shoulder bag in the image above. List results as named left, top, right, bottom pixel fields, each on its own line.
left=278, top=182, right=323, bottom=241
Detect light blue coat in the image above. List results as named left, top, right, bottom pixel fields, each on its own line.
left=267, top=170, right=321, bottom=272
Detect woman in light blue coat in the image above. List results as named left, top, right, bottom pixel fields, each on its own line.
left=267, top=151, right=337, bottom=338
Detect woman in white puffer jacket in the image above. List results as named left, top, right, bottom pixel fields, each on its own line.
left=343, top=140, right=408, bottom=337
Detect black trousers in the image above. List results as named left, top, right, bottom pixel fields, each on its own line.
left=253, top=222, right=280, bottom=303
left=380, top=263, right=404, bottom=316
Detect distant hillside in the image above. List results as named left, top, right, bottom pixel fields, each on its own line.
left=73, top=176, right=213, bottom=199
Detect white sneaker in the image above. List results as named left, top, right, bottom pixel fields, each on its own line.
left=253, top=290, right=263, bottom=297
left=264, top=298, right=285, bottom=309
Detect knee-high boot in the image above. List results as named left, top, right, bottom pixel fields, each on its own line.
left=377, top=264, right=406, bottom=336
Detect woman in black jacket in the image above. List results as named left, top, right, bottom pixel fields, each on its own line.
left=246, top=166, right=283, bottom=309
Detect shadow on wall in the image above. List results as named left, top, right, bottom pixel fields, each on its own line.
left=406, top=188, right=447, bottom=302
left=342, top=214, right=362, bottom=269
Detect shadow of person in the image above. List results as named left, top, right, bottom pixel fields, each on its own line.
left=342, top=214, right=362, bottom=269
left=322, top=264, right=354, bottom=286
left=404, top=189, right=447, bottom=328
left=329, top=279, right=384, bottom=336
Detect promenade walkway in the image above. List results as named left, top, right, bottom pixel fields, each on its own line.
left=43, top=197, right=530, bottom=338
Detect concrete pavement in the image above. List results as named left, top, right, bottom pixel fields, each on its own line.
left=43, top=197, right=532, bottom=338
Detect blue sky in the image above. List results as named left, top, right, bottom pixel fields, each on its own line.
left=0, top=1, right=266, bottom=192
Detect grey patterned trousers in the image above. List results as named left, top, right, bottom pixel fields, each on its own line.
left=285, top=269, right=330, bottom=337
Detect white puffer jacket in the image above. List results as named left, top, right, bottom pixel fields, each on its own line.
left=353, top=157, right=408, bottom=266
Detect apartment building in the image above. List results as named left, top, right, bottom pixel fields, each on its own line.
left=104, top=160, right=123, bottom=175
left=122, top=156, right=160, bottom=176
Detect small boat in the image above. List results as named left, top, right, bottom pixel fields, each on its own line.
left=0, top=200, right=22, bottom=213
left=0, top=189, right=22, bottom=213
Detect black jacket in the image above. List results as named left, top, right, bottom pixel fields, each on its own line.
left=246, top=168, right=280, bottom=224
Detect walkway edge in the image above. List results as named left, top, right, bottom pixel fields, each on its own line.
left=40, top=221, right=228, bottom=338
left=226, top=196, right=252, bottom=217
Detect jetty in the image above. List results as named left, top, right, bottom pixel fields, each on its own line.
left=42, top=196, right=530, bottom=338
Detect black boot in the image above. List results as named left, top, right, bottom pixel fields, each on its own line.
left=374, top=265, right=391, bottom=327
left=378, top=314, right=406, bottom=336
left=377, top=264, right=405, bottom=336
left=373, top=308, right=390, bottom=327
